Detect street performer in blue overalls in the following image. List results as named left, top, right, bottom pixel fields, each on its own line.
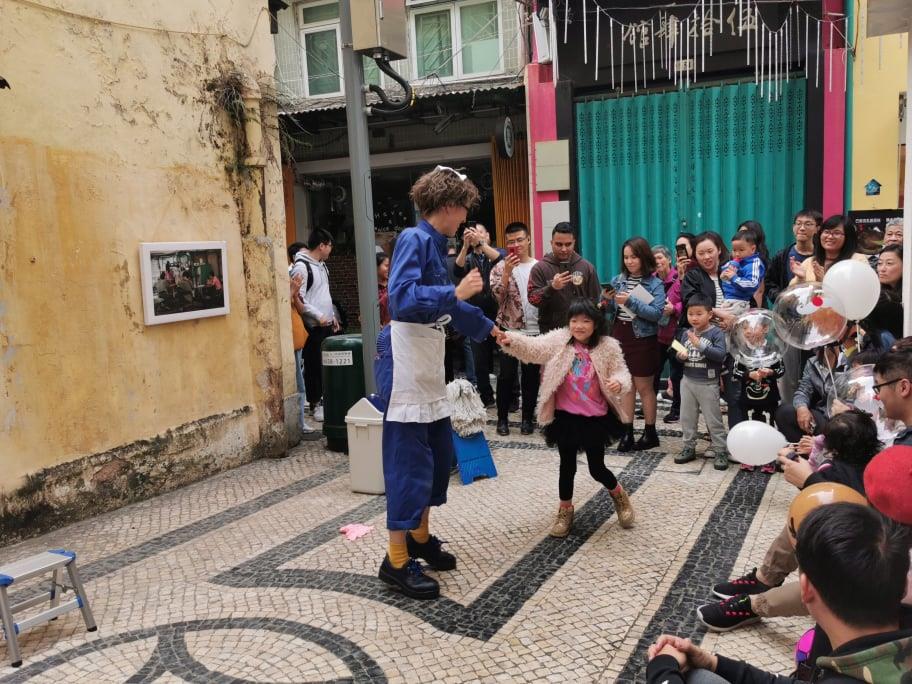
left=375, top=166, right=503, bottom=600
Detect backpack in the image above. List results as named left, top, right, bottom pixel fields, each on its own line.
left=294, top=255, right=315, bottom=294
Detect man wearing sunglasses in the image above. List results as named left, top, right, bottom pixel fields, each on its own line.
left=873, top=350, right=912, bottom=446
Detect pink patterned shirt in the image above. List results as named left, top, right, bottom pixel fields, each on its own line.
left=554, top=342, right=608, bottom=417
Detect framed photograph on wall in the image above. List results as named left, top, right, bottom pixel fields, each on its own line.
left=140, top=241, right=230, bottom=325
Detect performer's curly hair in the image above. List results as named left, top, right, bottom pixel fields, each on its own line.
left=409, top=167, right=480, bottom=216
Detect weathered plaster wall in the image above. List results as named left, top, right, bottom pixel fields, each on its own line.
left=0, top=0, right=297, bottom=542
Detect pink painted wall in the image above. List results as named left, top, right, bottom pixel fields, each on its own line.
left=524, top=62, right=559, bottom=259
left=821, top=47, right=846, bottom=216
left=821, top=0, right=846, bottom=215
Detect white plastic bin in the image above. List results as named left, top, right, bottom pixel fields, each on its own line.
left=344, top=398, right=385, bottom=494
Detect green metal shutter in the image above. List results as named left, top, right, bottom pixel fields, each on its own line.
left=576, top=79, right=806, bottom=280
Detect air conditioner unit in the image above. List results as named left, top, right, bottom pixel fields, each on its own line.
left=351, top=0, right=408, bottom=60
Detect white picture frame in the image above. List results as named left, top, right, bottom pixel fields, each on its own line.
left=139, top=241, right=230, bottom=325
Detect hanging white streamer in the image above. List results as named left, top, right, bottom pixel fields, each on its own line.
left=805, top=12, right=810, bottom=78
left=563, top=0, right=569, bottom=44
left=785, top=9, right=790, bottom=84
left=642, top=21, right=648, bottom=89
left=633, top=22, right=638, bottom=93
left=595, top=8, right=600, bottom=80
left=619, top=17, right=624, bottom=92
left=685, top=16, right=690, bottom=89
left=651, top=17, right=656, bottom=79
left=701, top=0, right=706, bottom=72
left=610, top=17, right=615, bottom=90
left=760, top=26, right=765, bottom=97
left=746, top=0, right=751, bottom=66
left=583, top=0, right=587, bottom=65
left=816, top=19, right=820, bottom=89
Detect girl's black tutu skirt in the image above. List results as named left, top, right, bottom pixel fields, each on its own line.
left=543, top=409, right=626, bottom=449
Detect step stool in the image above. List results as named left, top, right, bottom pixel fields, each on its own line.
left=0, top=549, right=96, bottom=667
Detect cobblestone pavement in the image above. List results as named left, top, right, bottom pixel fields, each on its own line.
left=0, top=413, right=810, bottom=682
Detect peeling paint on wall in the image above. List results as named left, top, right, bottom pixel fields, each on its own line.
left=0, top=1, right=296, bottom=537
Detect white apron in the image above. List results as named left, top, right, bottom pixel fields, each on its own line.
left=387, top=319, right=450, bottom=423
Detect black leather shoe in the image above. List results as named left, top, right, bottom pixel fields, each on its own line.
left=634, top=426, right=660, bottom=451
left=378, top=556, right=440, bottom=599
left=617, top=425, right=635, bottom=452
left=407, top=533, right=457, bottom=571
left=496, top=420, right=509, bottom=436
left=520, top=420, right=534, bottom=435
left=663, top=411, right=679, bottom=424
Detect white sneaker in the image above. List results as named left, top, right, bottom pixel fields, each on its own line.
left=312, top=404, right=324, bottom=422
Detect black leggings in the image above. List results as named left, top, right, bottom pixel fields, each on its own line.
left=557, top=436, right=618, bottom=501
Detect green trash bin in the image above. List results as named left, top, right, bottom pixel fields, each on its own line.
left=321, top=334, right=365, bottom=452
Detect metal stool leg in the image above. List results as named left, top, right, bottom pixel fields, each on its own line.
left=49, top=567, right=62, bottom=612
left=64, top=563, right=96, bottom=632
left=0, top=586, right=22, bottom=667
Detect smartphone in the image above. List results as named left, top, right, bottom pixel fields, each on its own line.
left=600, top=282, right=615, bottom=294
left=559, top=262, right=571, bottom=274
left=508, top=245, right=518, bottom=258
left=675, top=243, right=689, bottom=260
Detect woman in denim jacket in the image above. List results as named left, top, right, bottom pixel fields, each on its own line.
left=602, top=236, right=667, bottom=452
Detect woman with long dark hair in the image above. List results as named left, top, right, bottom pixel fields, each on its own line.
left=603, top=237, right=667, bottom=451
left=791, top=214, right=868, bottom=284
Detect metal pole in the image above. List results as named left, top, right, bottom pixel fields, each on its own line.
left=340, top=0, right=378, bottom=393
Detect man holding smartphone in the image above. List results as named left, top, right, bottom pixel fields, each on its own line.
left=528, top=222, right=601, bottom=333
left=490, top=222, right=540, bottom=435
left=454, top=222, right=505, bottom=406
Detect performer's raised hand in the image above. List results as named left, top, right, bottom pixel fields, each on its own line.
left=455, top=268, right=484, bottom=300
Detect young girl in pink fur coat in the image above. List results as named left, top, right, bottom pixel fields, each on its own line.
left=498, top=298, right=636, bottom=537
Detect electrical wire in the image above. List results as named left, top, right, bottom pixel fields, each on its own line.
left=8, top=0, right=268, bottom=47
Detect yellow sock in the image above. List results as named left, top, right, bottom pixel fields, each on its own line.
left=411, top=518, right=430, bottom=544
left=388, top=541, right=409, bottom=568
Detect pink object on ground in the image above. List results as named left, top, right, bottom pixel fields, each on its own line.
left=339, top=524, right=374, bottom=541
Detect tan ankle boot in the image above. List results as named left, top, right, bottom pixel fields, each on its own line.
left=550, top=505, right=574, bottom=537
left=610, top=487, right=635, bottom=528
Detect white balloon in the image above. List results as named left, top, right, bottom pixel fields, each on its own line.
left=726, top=420, right=788, bottom=466
left=822, top=259, right=881, bottom=320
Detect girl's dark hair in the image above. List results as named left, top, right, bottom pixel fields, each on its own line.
left=566, top=298, right=606, bottom=348
left=621, top=236, right=657, bottom=276
left=813, top=215, right=858, bottom=264
left=693, top=231, right=730, bottom=268
left=822, top=409, right=882, bottom=467
left=376, top=252, right=389, bottom=267
left=287, top=241, right=305, bottom=263
left=738, top=220, right=769, bottom=264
